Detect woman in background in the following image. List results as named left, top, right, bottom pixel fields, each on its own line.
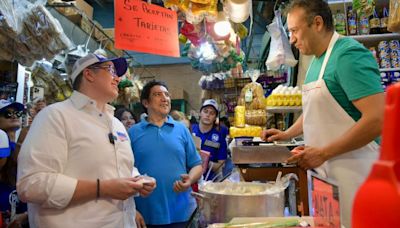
left=115, top=107, right=137, bottom=130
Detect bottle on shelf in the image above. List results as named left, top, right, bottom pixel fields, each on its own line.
left=369, top=9, right=381, bottom=34
left=380, top=7, right=389, bottom=34
left=358, top=12, right=370, bottom=35
left=347, top=6, right=358, bottom=36
left=335, top=10, right=347, bottom=35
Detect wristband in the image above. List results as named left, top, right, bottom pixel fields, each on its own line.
left=96, top=179, right=100, bottom=199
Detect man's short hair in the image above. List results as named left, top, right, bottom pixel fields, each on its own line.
left=140, top=80, right=169, bottom=114
left=72, top=72, right=83, bottom=91
left=286, top=0, right=334, bottom=32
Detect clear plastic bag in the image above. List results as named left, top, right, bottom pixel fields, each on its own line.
left=266, top=11, right=298, bottom=71
left=0, top=0, right=72, bottom=66
left=388, top=0, right=400, bottom=33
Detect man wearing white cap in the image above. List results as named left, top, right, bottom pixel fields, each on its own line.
left=17, top=53, right=156, bottom=228
left=191, top=99, right=228, bottom=180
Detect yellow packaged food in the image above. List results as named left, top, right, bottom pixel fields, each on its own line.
left=245, top=109, right=267, bottom=126
left=230, top=126, right=263, bottom=138
left=234, top=105, right=245, bottom=128
left=190, top=0, right=210, bottom=4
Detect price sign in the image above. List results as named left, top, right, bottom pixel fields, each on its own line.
left=115, top=0, right=179, bottom=57
left=308, top=172, right=341, bottom=228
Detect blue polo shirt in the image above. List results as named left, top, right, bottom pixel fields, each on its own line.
left=128, top=116, right=201, bottom=225
left=191, top=124, right=228, bottom=162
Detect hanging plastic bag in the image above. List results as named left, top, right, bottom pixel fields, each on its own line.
left=265, top=11, right=297, bottom=71
left=388, top=0, right=400, bottom=33
left=353, top=0, right=375, bottom=17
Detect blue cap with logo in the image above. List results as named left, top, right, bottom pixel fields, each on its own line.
left=0, top=99, right=24, bottom=113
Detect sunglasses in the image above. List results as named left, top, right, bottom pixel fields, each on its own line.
left=0, top=110, right=24, bottom=119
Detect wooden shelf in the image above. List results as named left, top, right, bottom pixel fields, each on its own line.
left=350, top=33, right=400, bottom=43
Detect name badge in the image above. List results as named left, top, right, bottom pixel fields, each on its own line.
left=204, top=139, right=220, bottom=149
left=116, top=132, right=128, bottom=142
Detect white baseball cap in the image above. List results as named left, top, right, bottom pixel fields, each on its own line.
left=201, top=99, right=219, bottom=114
left=0, top=99, right=24, bottom=113
left=69, top=53, right=128, bottom=83
left=0, top=129, right=10, bottom=158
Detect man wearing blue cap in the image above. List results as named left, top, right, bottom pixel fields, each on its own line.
left=191, top=99, right=228, bottom=181
left=17, top=53, right=156, bottom=228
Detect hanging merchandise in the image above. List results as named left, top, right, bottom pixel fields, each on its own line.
left=265, top=11, right=298, bottom=71
left=388, top=0, right=400, bottom=33
left=183, top=41, right=245, bottom=75
left=0, top=0, right=73, bottom=66
left=237, top=69, right=267, bottom=126
left=115, top=75, right=143, bottom=107
left=352, top=0, right=375, bottom=18
left=224, top=0, right=251, bottom=23
left=31, top=61, right=73, bottom=103
left=64, top=45, right=89, bottom=75
left=198, top=71, right=230, bottom=90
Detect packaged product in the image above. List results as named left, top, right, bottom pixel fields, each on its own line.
left=265, top=11, right=298, bottom=70
left=389, top=0, right=400, bottom=33
left=358, top=12, right=370, bottom=35
left=234, top=105, right=245, bottom=128
left=347, top=6, right=358, bottom=35
left=229, top=126, right=262, bottom=138
left=334, top=10, right=347, bottom=35
left=370, top=10, right=380, bottom=34
left=238, top=69, right=265, bottom=110
left=381, top=7, right=389, bottom=34
left=244, top=109, right=267, bottom=126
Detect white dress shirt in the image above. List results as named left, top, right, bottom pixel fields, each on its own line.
left=17, top=91, right=139, bottom=228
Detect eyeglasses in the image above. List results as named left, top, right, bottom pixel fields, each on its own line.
left=88, top=65, right=117, bottom=77
left=0, top=110, right=24, bottom=119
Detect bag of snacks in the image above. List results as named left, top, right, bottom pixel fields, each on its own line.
left=245, top=109, right=267, bottom=126
left=238, top=69, right=265, bottom=110
left=388, top=0, right=400, bottom=33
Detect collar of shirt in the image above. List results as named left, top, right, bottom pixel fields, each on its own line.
left=140, top=115, right=175, bottom=129
left=69, top=91, right=115, bottom=115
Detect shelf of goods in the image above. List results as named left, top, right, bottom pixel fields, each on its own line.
left=380, top=67, right=400, bottom=72
left=328, top=0, right=400, bottom=90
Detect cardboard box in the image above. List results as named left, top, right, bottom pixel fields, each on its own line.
left=103, top=28, right=115, bottom=39
left=56, top=0, right=93, bottom=23
left=80, top=15, right=92, bottom=34
left=94, top=21, right=107, bottom=41
left=102, top=28, right=115, bottom=50
left=170, top=87, right=189, bottom=100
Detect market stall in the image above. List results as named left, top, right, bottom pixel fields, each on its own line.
left=1, top=0, right=400, bottom=227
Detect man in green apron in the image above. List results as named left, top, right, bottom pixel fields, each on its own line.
left=261, top=1, right=384, bottom=227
